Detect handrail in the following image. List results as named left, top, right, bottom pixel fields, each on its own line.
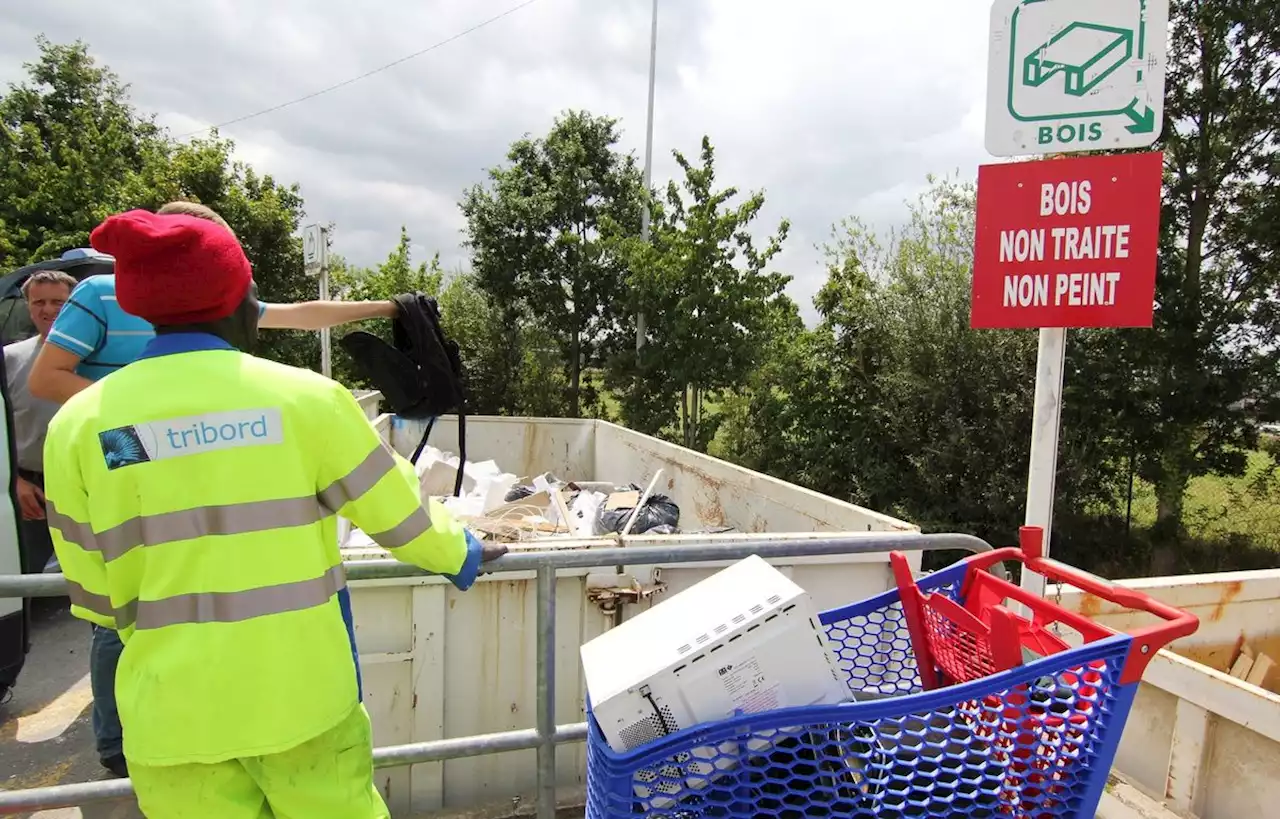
left=0, top=532, right=998, bottom=816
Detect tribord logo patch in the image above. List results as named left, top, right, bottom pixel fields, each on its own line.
left=99, top=408, right=284, bottom=470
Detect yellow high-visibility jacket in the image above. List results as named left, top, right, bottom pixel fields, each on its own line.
left=44, top=332, right=482, bottom=766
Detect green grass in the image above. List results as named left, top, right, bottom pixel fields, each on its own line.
left=1124, top=449, right=1280, bottom=547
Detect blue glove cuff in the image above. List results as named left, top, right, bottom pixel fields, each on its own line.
left=445, top=530, right=485, bottom=591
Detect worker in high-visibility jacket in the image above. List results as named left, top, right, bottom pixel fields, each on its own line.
left=43, top=209, right=505, bottom=819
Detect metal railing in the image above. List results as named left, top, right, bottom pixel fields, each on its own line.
left=0, top=533, right=998, bottom=817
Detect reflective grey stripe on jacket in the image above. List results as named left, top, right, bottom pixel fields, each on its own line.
left=114, top=564, right=348, bottom=630
left=46, top=442, right=428, bottom=562
left=71, top=566, right=347, bottom=632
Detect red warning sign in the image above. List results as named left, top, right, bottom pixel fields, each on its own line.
left=970, top=151, right=1163, bottom=329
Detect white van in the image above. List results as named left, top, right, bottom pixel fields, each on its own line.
left=0, top=342, right=28, bottom=699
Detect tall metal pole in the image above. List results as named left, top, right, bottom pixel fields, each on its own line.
left=319, top=261, right=332, bottom=378
left=636, top=0, right=659, bottom=355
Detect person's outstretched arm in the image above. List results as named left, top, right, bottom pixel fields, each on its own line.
left=259, top=300, right=396, bottom=331
left=316, top=382, right=502, bottom=589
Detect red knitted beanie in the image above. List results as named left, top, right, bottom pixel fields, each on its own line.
left=89, top=210, right=253, bottom=325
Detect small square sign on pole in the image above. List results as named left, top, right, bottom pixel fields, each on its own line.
left=302, top=224, right=327, bottom=277
left=301, top=223, right=332, bottom=377
left=971, top=151, right=1164, bottom=330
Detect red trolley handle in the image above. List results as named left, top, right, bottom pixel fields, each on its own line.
left=963, top=527, right=1200, bottom=685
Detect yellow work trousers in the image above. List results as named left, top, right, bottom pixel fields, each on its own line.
left=130, top=705, right=389, bottom=819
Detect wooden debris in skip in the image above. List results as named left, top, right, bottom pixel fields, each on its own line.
left=604, top=490, right=640, bottom=510
left=1246, top=653, right=1276, bottom=690
left=1222, top=637, right=1279, bottom=693
left=1229, top=651, right=1255, bottom=680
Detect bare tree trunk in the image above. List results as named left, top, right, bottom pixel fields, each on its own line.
left=1148, top=14, right=1217, bottom=576
left=681, top=386, right=691, bottom=449
left=502, top=313, right=523, bottom=416
left=1150, top=426, right=1195, bottom=575
left=569, top=326, right=581, bottom=418
left=691, top=384, right=701, bottom=450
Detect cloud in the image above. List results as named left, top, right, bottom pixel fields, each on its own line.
left=0, top=0, right=994, bottom=320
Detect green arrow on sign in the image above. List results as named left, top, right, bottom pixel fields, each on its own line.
left=1123, top=100, right=1157, bottom=134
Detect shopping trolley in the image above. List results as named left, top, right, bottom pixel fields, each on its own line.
left=584, top=527, right=1198, bottom=819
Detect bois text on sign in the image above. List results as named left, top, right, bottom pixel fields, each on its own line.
left=970, top=151, right=1163, bottom=330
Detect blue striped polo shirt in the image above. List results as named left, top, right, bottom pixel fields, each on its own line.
left=46, top=274, right=271, bottom=382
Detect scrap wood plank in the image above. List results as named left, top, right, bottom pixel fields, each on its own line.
left=1226, top=632, right=1247, bottom=672
left=1245, top=652, right=1276, bottom=691
left=604, top=490, right=640, bottom=510
left=1229, top=649, right=1255, bottom=680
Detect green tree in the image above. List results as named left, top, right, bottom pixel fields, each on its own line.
left=0, top=37, right=316, bottom=371
left=460, top=110, right=645, bottom=417
left=327, top=235, right=525, bottom=416
left=436, top=270, right=544, bottom=416
left=333, top=227, right=444, bottom=302
left=1097, top=1, right=1280, bottom=571
left=328, top=229, right=444, bottom=388
left=608, top=136, right=791, bottom=450
left=723, top=177, right=1125, bottom=546
left=0, top=37, right=163, bottom=266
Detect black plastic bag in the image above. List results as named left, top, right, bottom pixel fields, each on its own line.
left=596, top=494, right=680, bottom=535
left=503, top=484, right=536, bottom=503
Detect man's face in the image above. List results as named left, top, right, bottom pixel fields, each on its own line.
left=25, top=281, right=71, bottom=338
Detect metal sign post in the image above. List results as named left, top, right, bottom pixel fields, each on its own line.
left=302, top=224, right=331, bottom=378
left=1024, top=328, right=1066, bottom=597
left=980, top=0, right=1169, bottom=597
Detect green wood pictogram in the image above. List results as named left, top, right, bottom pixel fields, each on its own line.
left=1005, top=0, right=1156, bottom=134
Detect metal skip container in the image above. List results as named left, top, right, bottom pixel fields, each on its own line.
left=342, top=400, right=921, bottom=816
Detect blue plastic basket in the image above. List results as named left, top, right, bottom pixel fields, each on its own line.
left=585, top=557, right=1147, bottom=819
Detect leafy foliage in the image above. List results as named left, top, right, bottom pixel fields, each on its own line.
left=722, top=178, right=1129, bottom=547
left=1074, top=0, right=1280, bottom=570
left=605, top=137, right=792, bottom=449
left=0, top=37, right=314, bottom=370
left=0, top=37, right=162, bottom=266
left=460, top=110, right=645, bottom=417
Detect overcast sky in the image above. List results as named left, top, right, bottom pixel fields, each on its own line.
left=0, top=0, right=993, bottom=321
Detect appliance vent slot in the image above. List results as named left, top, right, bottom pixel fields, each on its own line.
left=618, top=707, right=681, bottom=751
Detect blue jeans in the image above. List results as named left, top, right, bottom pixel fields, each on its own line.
left=90, top=625, right=124, bottom=761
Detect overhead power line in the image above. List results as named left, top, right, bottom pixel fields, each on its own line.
left=177, top=0, right=541, bottom=139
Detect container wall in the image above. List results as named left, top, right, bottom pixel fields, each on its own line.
left=396, top=415, right=917, bottom=534
left=352, top=408, right=922, bottom=815
left=1056, top=568, right=1280, bottom=666
left=591, top=420, right=912, bottom=535
left=1202, top=718, right=1280, bottom=817
left=1057, top=570, right=1280, bottom=817
left=347, top=572, right=611, bottom=815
